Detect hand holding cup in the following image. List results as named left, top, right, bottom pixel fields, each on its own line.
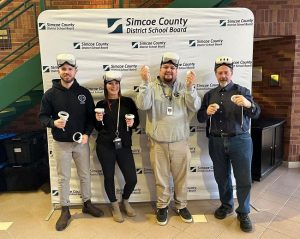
left=57, top=111, right=69, bottom=131
left=140, top=65, right=151, bottom=82
left=207, top=103, right=220, bottom=116
left=95, top=108, right=105, bottom=125
left=125, top=114, right=135, bottom=131
left=185, top=70, right=196, bottom=88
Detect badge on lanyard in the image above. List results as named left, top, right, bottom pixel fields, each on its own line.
left=167, top=106, right=173, bottom=116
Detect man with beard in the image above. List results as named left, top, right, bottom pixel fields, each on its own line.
left=197, top=56, right=261, bottom=232
left=39, top=53, right=103, bottom=231
left=136, top=52, right=201, bottom=226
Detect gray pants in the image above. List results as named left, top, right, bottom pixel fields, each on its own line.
left=149, top=139, right=191, bottom=209
left=53, top=140, right=91, bottom=206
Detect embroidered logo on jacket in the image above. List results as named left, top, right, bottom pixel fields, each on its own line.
left=78, top=94, right=86, bottom=104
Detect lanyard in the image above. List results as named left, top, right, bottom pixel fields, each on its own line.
left=159, top=78, right=174, bottom=102
left=115, top=97, right=121, bottom=137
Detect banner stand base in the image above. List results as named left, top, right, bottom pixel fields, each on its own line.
left=45, top=204, right=59, bottom=221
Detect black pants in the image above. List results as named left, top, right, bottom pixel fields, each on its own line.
left=96, top=143, right=137, bottom=202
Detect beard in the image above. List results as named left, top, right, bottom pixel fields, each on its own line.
left=60, top=74, right=74, bottom=84
left=162, top=74, right=175, bottom=83
left=218, top=78, right=231, bottom=88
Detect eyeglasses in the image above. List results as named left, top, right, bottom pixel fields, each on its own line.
left=56, top=54, right=76, bottom=67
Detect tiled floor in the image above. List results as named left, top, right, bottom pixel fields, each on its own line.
left=0, top=166, right=300, bottom=239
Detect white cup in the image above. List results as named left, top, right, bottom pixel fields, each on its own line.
left=125, top=114, right=135, bottom=131
left=95, top=108, right=105, bottom=125
left=58, top=111, right=69, bottom=131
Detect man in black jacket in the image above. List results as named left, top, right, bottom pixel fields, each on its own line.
left=39, top=53, right=103, bottom=231
left=197, top=56, right=261, bottom=233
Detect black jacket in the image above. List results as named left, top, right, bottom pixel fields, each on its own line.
left=95, top=96, right=140, bottom=148
left=39, top=79, right=95, bottom=142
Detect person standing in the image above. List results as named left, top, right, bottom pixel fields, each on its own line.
left=95, top=71, right=140, bottom=223
left=39, top=53, right=103, bottom=231
left=136, top=52, right=201, bottom=225
left=197, top=56, right=261, bottom=232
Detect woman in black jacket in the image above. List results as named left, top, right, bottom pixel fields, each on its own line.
left=95, top=71, right=139, bottom=223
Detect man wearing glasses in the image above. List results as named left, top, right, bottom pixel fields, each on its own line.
left=39, top=53, right=103, bottom=231
left=197, top=56, right=261, bottom=232
left=136, top=52, right=201, bottom=226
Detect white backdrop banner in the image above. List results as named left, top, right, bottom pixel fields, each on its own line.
left=38, top=8, right=254, bottom=205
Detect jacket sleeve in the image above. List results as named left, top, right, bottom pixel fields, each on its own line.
left=135, top=82, right=153, bottom=110
left=185, top=86, right=201, bottom=112
left=197, top=92, right=209, bottom=123
left=39, top=91, right=55, bottom=129
left=240, top=87, right=261, bottom=119
left=84, top=90, right=95, bottom=136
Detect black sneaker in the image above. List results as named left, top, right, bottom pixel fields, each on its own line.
left=177, top=207, right=193, bottom=223
left=214, top=205, right=233, bottom=219
left=156, top=207, right=168, bottom=226
left=237, top=213, right=253, bottom=232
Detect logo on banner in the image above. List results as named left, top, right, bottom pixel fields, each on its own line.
left=190, top=167, right=197, bottom=172
left=220, top=20, right=227, bottom=26
left=178, top=62, right=195, bottom=70
left=38, top=22, right=76, bottom=31
left=39, top=23, right=46, bottom=30
left=42, top=66, right=50, bottom=73
left=70, top=190, right=81, bottom=196
left=132, top=42, right=139, bottom=48
left=233, top=60, right=253, bottom=68
left=131, top=41, right=166, bottom=49
left=187, top=186, right=197, bottom=193
left=90, top=169, right=103, bottom=175
left=73, top=41, right=109, bottom=50
left=189, top=40, right=196, bottom=47
left=136, top=168, right=143, bottom=174
left=189, top=126, right=205, bottom=133
left=190, top=166, right=214, bottom=172
left=219, top=18, right=254, bottom=27
left=106, top=17, right=189, bottom=34
left=103, top=65, right=110, bottom=71
left=73, top=42, right=81, bottom=49
left=107, top=18, right=123, bottom=33
left=52, top=190, right=59, bottom=196
left=102, top=64, right=138, bottom=72
left=196, top=83, right=219, bottom=90
left=42, top=65, right=58, bottom=73
left=188, top=39, right=223, bottom=47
